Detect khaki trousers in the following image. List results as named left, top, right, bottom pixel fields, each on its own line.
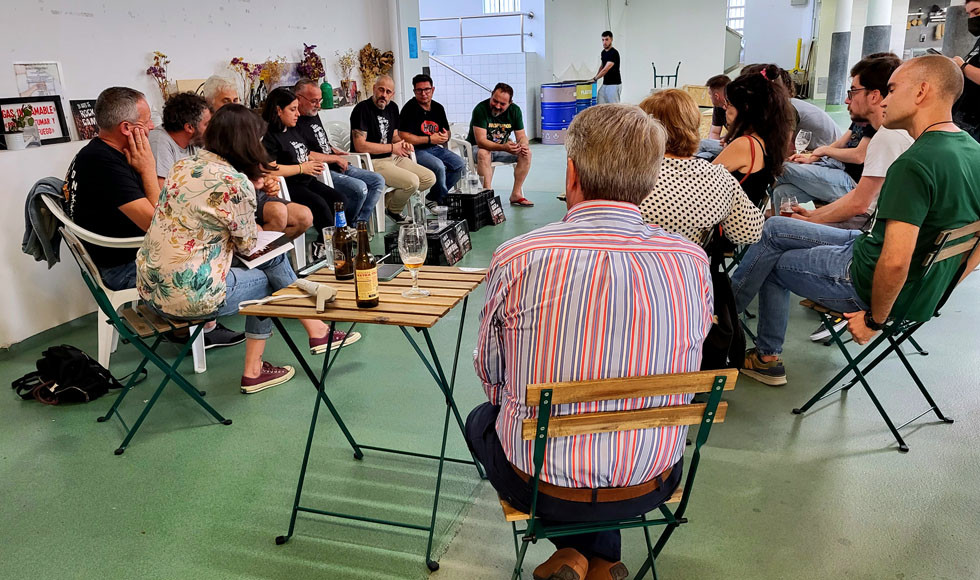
left=372, top=156, right=437, bottom=212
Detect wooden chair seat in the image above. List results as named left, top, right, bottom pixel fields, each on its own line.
left=119, top=304, right=195, bottom=339
left=498, top=486, right=683, bottom=523
left=799, top=298, right=845, bottom=320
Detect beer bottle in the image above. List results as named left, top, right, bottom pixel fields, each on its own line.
left=354, top=221, right=379, bottom=308
left=333, top=203, right=354, bottom=280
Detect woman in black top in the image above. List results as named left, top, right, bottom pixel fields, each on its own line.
left=953, top=0, right=980, bottom=142
left=261, top=87, right=344, bottom=236
left=713, top=65, right=793, bottom=206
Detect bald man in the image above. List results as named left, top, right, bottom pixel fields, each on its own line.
left=350, top=75, right=435, bottom=225
left=733, top=55, right=980, bottom=386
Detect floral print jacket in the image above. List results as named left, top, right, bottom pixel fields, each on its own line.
left=137, top=150, right=258, bottom=318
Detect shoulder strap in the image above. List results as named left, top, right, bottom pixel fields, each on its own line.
left=739, top=137, right=757, bottom=185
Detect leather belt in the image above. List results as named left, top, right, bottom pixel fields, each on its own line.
left=511, top=464, right=672, bottom=503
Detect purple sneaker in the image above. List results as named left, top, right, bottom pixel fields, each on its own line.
left=240, top=362, right=295, bottom=394
left=310, top=330, right=362, bottom=354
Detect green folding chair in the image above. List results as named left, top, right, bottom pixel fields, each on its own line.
left=498, top=369, right=737, bottom=580
left=792, top=220, right=980, bottom=452
left=60, top=228, right=231, bottom=454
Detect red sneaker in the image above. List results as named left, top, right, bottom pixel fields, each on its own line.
left=240, top=362, right=295, bottom=394
left=309, top=330, right=362, bottom=354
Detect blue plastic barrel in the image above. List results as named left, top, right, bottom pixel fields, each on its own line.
left=541, top=82, right=577, bottom=144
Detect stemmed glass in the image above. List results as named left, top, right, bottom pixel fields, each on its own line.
left=794, top=130, right=812, bottom=155
left=398, top=223, right=430, bottom=298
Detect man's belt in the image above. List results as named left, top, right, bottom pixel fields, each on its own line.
left=511, top=464, right=672, bottom=503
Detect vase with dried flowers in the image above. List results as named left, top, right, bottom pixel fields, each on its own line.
left=260, top=56, right=288, bottom=89
left=336, top=49, right=359, bottom=105
left=358, top=44, right=395, bottom=98
left=297, top=43, right=333, bottom=109
left=230, top=57, right=265, bottom=109
left=146, top=51, right=172, bottom=101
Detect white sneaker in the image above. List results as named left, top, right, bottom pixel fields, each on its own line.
left=809, top=318, right=847, bottom=342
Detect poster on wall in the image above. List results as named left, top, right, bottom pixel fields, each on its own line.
left=0, top=96, right=71, bottom=149
left=14, top=62, right=65, bottom=97
left=70, top=100, right=99, bottom=140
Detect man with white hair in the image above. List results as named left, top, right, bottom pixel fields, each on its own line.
left=202, top=76, right=240, bottom=112
left=466, top=104, right=712, bottom=580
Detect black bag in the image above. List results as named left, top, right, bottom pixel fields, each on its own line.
left=700, top=231, right=746, bottom=371
left=11, top=345, right=123, bottom=405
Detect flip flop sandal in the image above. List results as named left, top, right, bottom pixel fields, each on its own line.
left=510, top=197, right=535, bottom=207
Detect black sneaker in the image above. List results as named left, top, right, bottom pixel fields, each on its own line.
left=739, top=348, right=787, bottom=386
left=385, top=209, right=411, bottom=225
left=424, top=200, right=438, bottom=211
left=203, top=323, right=246, bottom=350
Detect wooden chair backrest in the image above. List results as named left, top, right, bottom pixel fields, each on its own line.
left=522, top=369, right=737, bottom=441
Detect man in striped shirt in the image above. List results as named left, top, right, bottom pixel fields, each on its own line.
left=466, top=104, right=713, bottom=580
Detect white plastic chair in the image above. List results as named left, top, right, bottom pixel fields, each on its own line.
left=42, top=195, right=207, bottom=373
left=447, top=122, right=516, bottom=181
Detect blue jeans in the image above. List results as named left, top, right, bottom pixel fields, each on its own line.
left=695, top=139, right=724, bottom=161
left=330, top=165, right=386, bottom=225
left=99, top=261, right=137, bottom=291
left=218, top=254, right=297, bottom=340
left=731, top=217, right=869, bottom=356
left=773, top=160, right=856, bottom=204
left=415, top=146, right=466, bottom=204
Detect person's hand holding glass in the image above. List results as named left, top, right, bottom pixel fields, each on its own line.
left=794, top=130, right=812, bottom=155
left=398, top=223, right=430, bottom=298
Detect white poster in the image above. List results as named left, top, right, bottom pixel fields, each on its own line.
left=14, top=62, right=64, bottom=97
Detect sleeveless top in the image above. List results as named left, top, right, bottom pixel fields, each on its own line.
left=729, top=135, right=774, bottom=207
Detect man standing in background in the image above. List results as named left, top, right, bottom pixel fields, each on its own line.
left=593, top=31, right=622, bottom=104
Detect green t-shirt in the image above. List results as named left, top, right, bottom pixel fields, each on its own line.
left=850, top=131, right=980, bottom=321
left=466, top=99, right=524, bottom=145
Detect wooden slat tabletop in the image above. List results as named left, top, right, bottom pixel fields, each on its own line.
left=239, top=266, right=487, bottom=328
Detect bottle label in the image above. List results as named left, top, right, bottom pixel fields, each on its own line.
left=335, top=211, right=347, bottom=229
left=356, top=267, right=379, bottom=300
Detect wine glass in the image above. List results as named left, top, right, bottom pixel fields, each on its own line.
left=398, top=223, right=430, bottom=298
left=794, top=130, right=812, bottom=155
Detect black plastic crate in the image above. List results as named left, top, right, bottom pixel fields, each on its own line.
left=383, top=219, right=470, bottom=266
left=447, top=188, right=494, bottom=232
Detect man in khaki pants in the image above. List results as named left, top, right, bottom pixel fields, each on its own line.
left=351, top=76, right=436, bottom=224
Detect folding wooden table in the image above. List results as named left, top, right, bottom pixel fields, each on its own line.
left=239, top=266, right=486, bottom=571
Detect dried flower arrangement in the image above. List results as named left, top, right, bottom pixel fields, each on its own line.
left=336, top=49, right=357, bottom=82
left=229, top=57, right=264, bottom=100
left=260, top=56, right=288, bottom=88
left=297, top=44, right=325, bottom=82
left=146, top=52, right=172, bottom=100
left=358, top=44, right=394, bottom=92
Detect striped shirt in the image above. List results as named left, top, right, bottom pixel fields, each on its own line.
left=474, top=201, right=713, bottom=488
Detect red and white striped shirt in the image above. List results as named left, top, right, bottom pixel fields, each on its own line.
left=474, top=200, right=713, bottom=488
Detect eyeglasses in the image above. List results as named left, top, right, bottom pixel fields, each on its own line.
left=298, top=94, right=322, bottom=105
left=846, top=87, right=869, bottom=98
left=413, top=87, right=433, bottom=94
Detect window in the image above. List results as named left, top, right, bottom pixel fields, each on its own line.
left=484, top=0, right=520, bottom=14
left=727, top=0, right=745, bottom=34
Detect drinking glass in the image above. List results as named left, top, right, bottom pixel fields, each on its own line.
left=317, top=227, right=335, bottom=269
left=779, top=194, right=798, bottom=217
left=794, top=130, right=812, bottom=155
left=398, top=223, right=430, bottom=298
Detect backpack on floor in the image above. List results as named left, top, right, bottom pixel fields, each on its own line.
left=700, top=230, right=746, bottom=371
left=11, top=345, right=123, bottom=405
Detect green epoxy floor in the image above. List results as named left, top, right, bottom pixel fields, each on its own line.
left=2, top=143, right=979, bottom=580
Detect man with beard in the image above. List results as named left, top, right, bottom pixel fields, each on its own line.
left=733, top=55, right=980, bottom=386
left=773, top=54, right=907, bottom=208
left=350, top=75, right=435, bottom=224
left=952, top=0, right=980, bottom=141
left=148, top=92, right=211, bottom=188
left=466, top=82, right=533, bottom=207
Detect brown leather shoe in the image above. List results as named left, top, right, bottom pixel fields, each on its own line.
left=584, top=558, right=629, bottom=580
left=532, top=548, right=589, bottom=580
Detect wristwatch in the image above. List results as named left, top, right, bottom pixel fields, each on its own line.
left=864, top=311, right=886, bottom=331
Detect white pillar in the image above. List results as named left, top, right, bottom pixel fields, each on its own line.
left=862, top=0, right=893, bottom=56
left=388, top=0, right=427, bottom=107
left=866, top=0, right=893, bottom=26
left=835, top=0, right=854, bottom=32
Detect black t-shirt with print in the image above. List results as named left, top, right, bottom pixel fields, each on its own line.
left=295, top=114, right=340, bottom=172
left=350, top=99, right=400, bottom=159
left=842, top=121, right=876, bottom=183
left=64, top=138, right=147, bottom=269
left=399, top=98, right=450, bottom=150
left=601, top=47, right=621, bottom=85
left=263, top=126, right=314, bottom=186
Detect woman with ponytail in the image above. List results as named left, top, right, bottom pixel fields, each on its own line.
left=712, top=64, right=793, bottom=205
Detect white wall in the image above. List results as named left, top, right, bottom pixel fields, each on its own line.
left=744, top=0, right=817, bottom=70
left=0, top=0, right=393, bottom=348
